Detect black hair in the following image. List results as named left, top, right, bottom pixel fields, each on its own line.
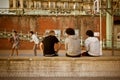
left=13, top=31, right=17, bottom=33
left=65, top=28, right=75, bottom=35
left=30, top=31, right=34, bottom=34
left=86, top=30, right=94, bottom=37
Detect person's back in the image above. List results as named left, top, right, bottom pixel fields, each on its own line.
left=85, top=37, right=100, bottom=56
left=65, top=35, right=81, bottom=56
left=65, top=28, right=81, bottom=57
left=82, top=30, right=101, bottom=57
left=40, top=30, right=60, bottom=56
left=42, top=35, right=59, bottom=55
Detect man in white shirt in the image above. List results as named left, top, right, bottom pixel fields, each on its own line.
left=65, top=28, right=81, bottom=57
left=30, top=31, right=40, bottom=56
left=82, top=30, right=101, bottom=56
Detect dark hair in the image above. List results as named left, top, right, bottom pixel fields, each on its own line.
left=65, top=28, right=75, bottom=35
left=13, top=31, right=17, bottom=33
left=30, top=31, right=34, bottom=34
left=86, top=30, right=94, bottom=37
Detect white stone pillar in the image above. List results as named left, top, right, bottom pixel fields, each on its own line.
left=106, top=0, right=113, bottom=48
left=28, top=0, right=32, bottom=8
left=34, top=1, right=37, bottom=9
left=38, top=2, right=41, bottom=8
left=13, top=0, right=16, bottom=8
left=20, top=0, right=23, bottom=8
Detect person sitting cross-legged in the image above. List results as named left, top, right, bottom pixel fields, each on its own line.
left=65, top=28, right=81, bottom=57
left=40, top=30, right=61, bottom=57
left=81, top=30, right=102, bottom=57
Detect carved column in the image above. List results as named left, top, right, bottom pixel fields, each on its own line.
left=28, top=0, right=32, bottom=8
left=34, top=1, right=37, bottom=9
left=20, top=0, right=23, bottom=8
left=13, top=0, right=16, bottom=8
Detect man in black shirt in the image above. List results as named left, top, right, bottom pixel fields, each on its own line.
left=40, top=30, right=61, bottom=56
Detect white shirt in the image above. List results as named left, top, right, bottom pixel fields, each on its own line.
left=31, top=34, right=39, bottom=44
left=65, top=35, right=81, bottom=56
left=85, top=37, right=101, bottom=56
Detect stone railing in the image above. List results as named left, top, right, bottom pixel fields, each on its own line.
left=0, top=56, right=120, bottom=77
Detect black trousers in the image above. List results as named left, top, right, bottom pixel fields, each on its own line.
left=66, top=53, right=81, bottom=57
left=81, top=51, right=91, bottom=56
left=44, top=51, right=58, bottom=57
left=81, top=51, right=98, bottom=57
